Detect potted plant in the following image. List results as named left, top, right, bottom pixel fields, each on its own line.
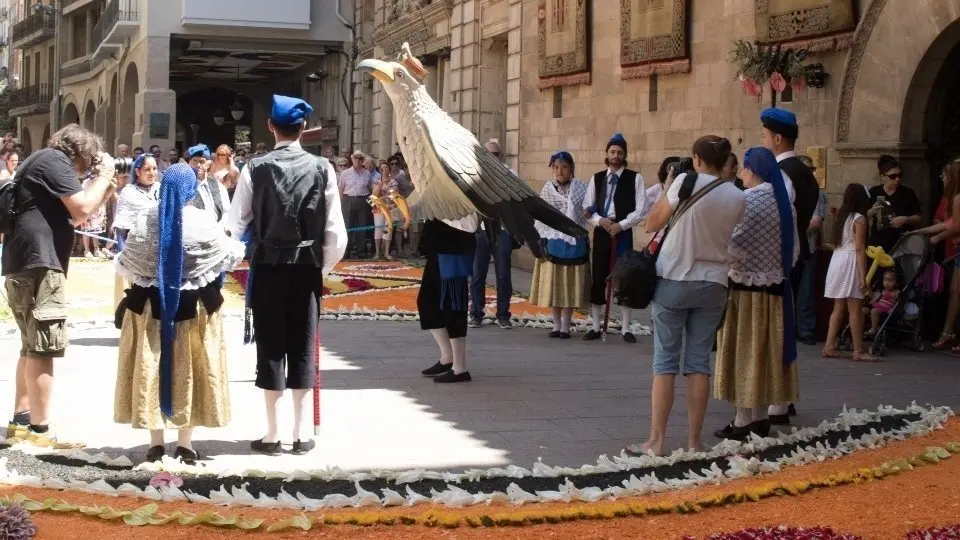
left=729, top=40, right=828, bottom=99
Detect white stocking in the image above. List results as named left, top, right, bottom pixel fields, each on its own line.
left=291, top=388, right=313, bottom=441
left=768, top=403, right=790, bottom=416
left=621, top=307, right=632, bottom=334
left=429, top=328, right=453, bottom=365
left=560, top=308, right=573, bottom=333
left=177, top=428, right=193, bottom=450
left=149, top=430, right=164, bottom=446
left=591, top=304, right=602, bottom=332
left=451, top=337, right=467, bottom=374
left=262, top=390, right=283, bottom=443
left=551, top=307, right=562, bottom=331
left=734, top=407, right=756, bottom=427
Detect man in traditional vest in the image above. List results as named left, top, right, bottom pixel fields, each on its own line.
left=760, top=107, right=820, bottom=426
left=225, top=95, right=347, bottom=455
left=186, top=144, right=230, bottom=223
left=582, top=133, right=646, bottom=343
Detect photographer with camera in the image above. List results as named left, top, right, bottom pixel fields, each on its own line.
left=1, top=124, right=117, bottom=448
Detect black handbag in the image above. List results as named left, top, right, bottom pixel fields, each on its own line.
left=611, top=173, right=726, bottom=309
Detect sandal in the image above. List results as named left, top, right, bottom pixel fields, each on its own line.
left=822, top=348, right=843, bottom=358
left=933, top=333, right=955, bottom=349
left=852, top=352, right=882, bottom=362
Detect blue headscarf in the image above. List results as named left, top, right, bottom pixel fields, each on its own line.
left=156, top=163, right=199, bottom=418
left=549, top=151, right=575, bottom=168
left=743, top=147, right=797, bottom=367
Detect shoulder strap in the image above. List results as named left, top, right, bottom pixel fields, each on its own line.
left=653, top=178, right=727, bottom=258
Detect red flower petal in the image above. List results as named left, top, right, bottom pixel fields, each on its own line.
left=770, top=72, right=787, bottom=93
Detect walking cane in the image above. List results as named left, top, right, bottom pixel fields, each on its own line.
left=601, top=233, right=618, bottom=343
left=314, top=324, right=322, bottom=437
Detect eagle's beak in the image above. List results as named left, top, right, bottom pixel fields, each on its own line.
left=356, top=59, right=395, bottom=84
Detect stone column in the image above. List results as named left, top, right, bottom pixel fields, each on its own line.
left=448, top=0, right=480, bottom=133
left=85, top=9, right=93, bottom=56
left=505, top=0, right=522, bottom=172
left=131, top=37, right=175, bottom=150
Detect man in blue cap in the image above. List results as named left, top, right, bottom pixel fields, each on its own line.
left=760, top=107, right=820, bottom=425
left=582, top=133, right=646, bottom=343
left=226, top=95, right=346, bottom=455
left=186, top=143, right=230, bottom=224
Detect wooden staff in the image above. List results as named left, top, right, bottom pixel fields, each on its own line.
left=602, top=233, right=618, bottom=343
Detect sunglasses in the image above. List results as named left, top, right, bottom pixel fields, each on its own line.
left=885, top=173, right=902, bottom=180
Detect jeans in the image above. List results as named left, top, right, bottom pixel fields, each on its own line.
left=796, top=257, right=816, bottom=340
left=651, top=279, right=728, bottom=376
left=470, top=230, right=513, bottom=321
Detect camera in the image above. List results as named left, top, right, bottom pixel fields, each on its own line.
left=669, top=158, right=694, bottom=178
left=114, top=157, right=135, bottom=175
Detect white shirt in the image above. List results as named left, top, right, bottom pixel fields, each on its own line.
left=655, top=172, right=746, bottom=286
left=581, top=167, right=646, bottom=230
left=225, top=140, right=347, bottom=276
left=196, top=177, right=231, bottom=225
left=775, top=150, right=797, bottom=203
left=639, top=182, right=663, bottom=222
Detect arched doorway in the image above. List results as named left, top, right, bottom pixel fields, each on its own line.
left=835, top=0, right=960, bottom=211
left=41, top=124, right=50, bottom=149
left=20, top=127, right=32, bottom=154
left=107, top=73, right=118, bottom=151
left=62, top=102, right=80, bottom=126
left=175, top=88, right=252, bottom=150
left=118, top=63, right=139, bottom=149
left=83, top=100, right=96, bottom=131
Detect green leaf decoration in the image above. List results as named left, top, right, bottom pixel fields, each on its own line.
left=928, top=446, right=952, bottom=459
left=235, top=518, right=265, bottom=530
left=179, top=511, right=221, bottom=525
left=266, top=514, right=313, bottom=532
left=920, top=452, right=941, bottom=464
left=78, top=505, right=102, bottom=516
left=208, top=515, right=239, bottom=527
left=9, top=494, right=28, bottom=505
left=944, top=441, right=960, bottom=453
left=97, top=507, right=127, bottom=520
left=122, top=513, right=151, bottom=526
left=50, top=502, right=77, bottom=512
left=132, top=503, right=159, bottom=517
left=20, top=499, right=47, bottom=512
left=148, top=512, right=182, bottom=525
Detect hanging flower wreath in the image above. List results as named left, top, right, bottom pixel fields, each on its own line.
left=729, top=40, right=828, bottom=98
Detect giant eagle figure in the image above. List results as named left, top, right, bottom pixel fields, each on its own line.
left=356, top=43, right=587, bottom=257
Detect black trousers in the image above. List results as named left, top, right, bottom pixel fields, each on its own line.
left=251, top=264, right=323, bottom=391
left=417, top=252, right=468, bottom=339
left=343, top=195, right=371, bottom=256
left=590, top=227, right=632, bottom=305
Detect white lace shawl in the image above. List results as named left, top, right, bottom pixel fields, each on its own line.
left=727, top=183, right=800, bottom=287
left=115, top=205, right=246, bottom=290
left=113, top=182, right=160, bottom=231
left=534, top=179, right=588, bottom=245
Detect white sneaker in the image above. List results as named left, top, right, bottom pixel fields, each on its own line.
left=84, top=251, right=94, bottom=259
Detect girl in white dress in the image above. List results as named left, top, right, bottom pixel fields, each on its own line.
left=823, top=183, right=877, bottom=361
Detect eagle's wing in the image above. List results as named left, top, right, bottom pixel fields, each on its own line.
left=418, top=111, right=588, bottom=254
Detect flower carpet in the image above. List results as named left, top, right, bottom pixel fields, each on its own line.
left=0, top=259, right=644, bottom=334
left=0, top=404, right=957, bottom=538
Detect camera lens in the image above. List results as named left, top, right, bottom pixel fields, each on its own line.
left=114, top=157, right=134, bottom=175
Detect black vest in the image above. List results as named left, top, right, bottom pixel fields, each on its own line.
left=248, top=145, right=330, bottom=267
left=592, top=169, right=638, bottom=220
left=190, top=179, right=225, bottom=221
left=779, top=156, right=820, bottom=261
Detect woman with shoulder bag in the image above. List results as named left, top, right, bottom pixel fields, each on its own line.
left=628, top=135, right=746, bottom=456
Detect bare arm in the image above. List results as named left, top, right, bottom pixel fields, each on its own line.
left=932, top=195, right=960, bottom=244
left=60, top=153, right=117, bottom=224
left=854, top=217, right=868, bottom=289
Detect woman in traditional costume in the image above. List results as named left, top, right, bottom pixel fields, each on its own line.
left=114, top=163, right=245, bottom=463
left=112, top=154, right=161, bottom=309
left=714, top=147, right=800, bottom=440
left=529, top=151, right=590, bottom=338
left=417, top=216, right=478, bottom=383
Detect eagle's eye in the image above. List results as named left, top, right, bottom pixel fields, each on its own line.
left=396, top=70, right=405, bottom=79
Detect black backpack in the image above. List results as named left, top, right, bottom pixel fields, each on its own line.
left=0, top=179, right=26, bottom=236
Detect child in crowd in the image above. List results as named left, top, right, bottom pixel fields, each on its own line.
left=823, top=183, right=878, bottom=361
left=866, top=269, right=900, bottom=337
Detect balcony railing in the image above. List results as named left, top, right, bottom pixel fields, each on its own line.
left=8, top=83, right=52, bottom=115
left=61, top=57, right=93, bottom=79
left=11, top=11, right=56, bottom=48
left=92, top=0, right=139, bottom=53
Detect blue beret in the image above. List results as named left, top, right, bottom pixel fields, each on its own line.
left=271, top=94, right=313, bottom=127
left=606, top=133, right=627, bottom=152
left=187, top=144, right=210, bottom=159
left=760, top=108, right=799, bottom=139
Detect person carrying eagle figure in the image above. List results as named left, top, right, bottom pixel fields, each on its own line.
left=357, top=43, right=587, bottom=383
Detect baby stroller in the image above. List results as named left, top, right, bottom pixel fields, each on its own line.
left=836, top=232, right=933, bottom=356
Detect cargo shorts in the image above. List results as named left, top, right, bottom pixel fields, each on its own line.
left=4, top=268, right=69, bottom=358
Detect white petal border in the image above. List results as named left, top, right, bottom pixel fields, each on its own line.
left=0, top=403, right=951, bottom=510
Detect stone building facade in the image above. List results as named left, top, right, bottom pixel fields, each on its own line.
left=355, top=0, right=960, bottom=268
